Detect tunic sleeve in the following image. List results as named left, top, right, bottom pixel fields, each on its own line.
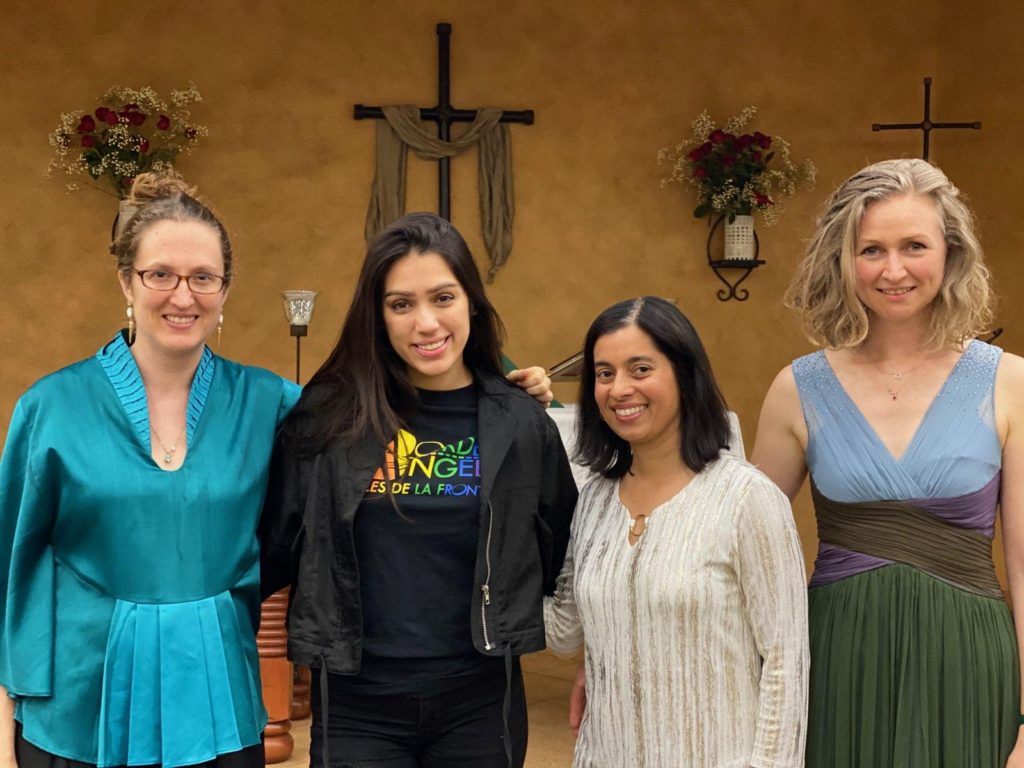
left=0, top=396, right=56, bottom=697
left=543, top=530, right=583, bottom=657
left=734, top=476, right=809, bottom=768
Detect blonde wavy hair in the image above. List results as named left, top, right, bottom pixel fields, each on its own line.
left=785, top=159, right=992, bottom=350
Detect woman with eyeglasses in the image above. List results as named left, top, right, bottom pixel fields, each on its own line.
left=0, top=176, right=554, bottom=768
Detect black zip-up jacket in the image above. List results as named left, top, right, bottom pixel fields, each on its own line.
left=258, top=373, right=579, bottom=673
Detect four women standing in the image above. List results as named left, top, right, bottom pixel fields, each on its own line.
left=2, top=156, right=1021, bottom=768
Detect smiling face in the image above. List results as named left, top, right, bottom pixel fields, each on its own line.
left=382, top=251, right=472, bottom=391
left=119, top=219, right=227, bottom=362
left=853, top=193, right=947, bottom=325
left=593, top=323, right=681, bottom=452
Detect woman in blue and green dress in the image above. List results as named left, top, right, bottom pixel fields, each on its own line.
left=0, top=175, right=553, bottom=768
left=752, top=158, right=1024, bottom=767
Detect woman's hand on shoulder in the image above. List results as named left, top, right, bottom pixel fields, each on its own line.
left=507, top=366, right=554, bottom=407
left=750, top=365, right=808, bottom=501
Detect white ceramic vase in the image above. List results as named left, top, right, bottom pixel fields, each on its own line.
left=723, top=214, right=756, bottom=260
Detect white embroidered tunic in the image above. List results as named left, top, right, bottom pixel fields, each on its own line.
left=545, top=454, right=809, bottom=768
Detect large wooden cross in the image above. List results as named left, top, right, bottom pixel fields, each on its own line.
left=354, top=22, right=534, bottom=220
left=872, top=77, right=981, bottom=160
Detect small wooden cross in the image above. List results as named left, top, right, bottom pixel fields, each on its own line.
left=354, top=22, right=534, bottom=220
left=872, top=77, right=981, bottom=160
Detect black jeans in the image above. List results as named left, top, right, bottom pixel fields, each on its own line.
left=310, top=660, right=527, bottom=768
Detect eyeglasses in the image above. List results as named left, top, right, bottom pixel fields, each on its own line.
left=134, top=269, right=227, bottom=294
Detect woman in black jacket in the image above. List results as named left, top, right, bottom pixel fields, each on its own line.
left=259, top=212, right=578, bottom=768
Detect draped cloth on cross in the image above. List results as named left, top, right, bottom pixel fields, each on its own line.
left=364, top=105, right=514, bottom=282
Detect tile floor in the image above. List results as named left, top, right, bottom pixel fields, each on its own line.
left=275, top=649, right=581, bottom=767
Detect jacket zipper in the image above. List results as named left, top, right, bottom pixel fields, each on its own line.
left=481, top=500, right=495, bottom=651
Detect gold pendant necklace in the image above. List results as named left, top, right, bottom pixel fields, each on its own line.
left=873, top=357, right=929, bottom=401
left=628, top=512, right=649, bottom=540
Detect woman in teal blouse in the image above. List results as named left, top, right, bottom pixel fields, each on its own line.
left=0, top=174, right=300, bottom=768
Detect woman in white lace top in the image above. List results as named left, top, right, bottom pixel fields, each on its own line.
left=545, top=297, right=809, bottom=768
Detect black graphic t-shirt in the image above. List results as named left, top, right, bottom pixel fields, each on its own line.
left=338, top=383, right=502, bottom=694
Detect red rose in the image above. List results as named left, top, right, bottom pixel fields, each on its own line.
left=138, top=138, right=150, bottom=153
left=95, top=106, right=111, bottom=122
left=754, top=193, right=772, bottom=206
left=81, top=135, right=95, bottom=148
left=709, top=129, right=726, bottom=144
left=687, top=148, right=703, bottom=162
left=694, top=167, right=709, bottom=179
left=737, top=134, right=753, bottom=148
left=77, top=115, right=96, bottom=133
left=754, top=131, right=772, bottom=149
left=157, top=115, right=171, bottom=131
left=103, top=109, right=119, bottom=126
left=700, top=141, right=713, bottom=157
left=120, top=106, right=146, bottom=125
left=721, top=154, right=736, bottom=167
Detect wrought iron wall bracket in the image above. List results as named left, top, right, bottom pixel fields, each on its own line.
left=706, top=215, right=764, bottom=301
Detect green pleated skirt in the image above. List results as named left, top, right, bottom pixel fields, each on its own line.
left=807, top=564, right=1019, bottom=768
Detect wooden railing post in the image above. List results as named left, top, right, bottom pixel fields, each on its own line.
left=258, top=589, right=294, bottom=762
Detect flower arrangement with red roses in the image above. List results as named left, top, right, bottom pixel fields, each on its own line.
left=659, top=106, right=815, bottom=225
left=47, top=83, right=206, bottom=198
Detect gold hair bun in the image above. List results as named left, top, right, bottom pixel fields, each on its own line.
left=127, top=172, right=196, bottom=204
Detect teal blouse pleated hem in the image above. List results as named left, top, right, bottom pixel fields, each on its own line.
left=97, top=591, right=266, bottom=767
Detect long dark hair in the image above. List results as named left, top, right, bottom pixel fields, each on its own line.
left=287, top=213, right=506, bottom=454
left=574, top=297, right=731, bottom=478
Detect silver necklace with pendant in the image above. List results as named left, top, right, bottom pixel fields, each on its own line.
left=152, top=427, right=183, bottom=464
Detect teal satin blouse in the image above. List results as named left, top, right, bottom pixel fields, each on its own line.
left=0, top=333, right=300, bottom=767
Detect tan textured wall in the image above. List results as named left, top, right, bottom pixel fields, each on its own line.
left=1, top=0, right=1021, bottom=575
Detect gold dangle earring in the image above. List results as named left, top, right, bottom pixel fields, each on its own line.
left=217, top=313, right=224, bottom=348
left=126, top=304, right=136, bottom=345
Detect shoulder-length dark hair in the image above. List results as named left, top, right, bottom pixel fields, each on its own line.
left=287, top=212, right=506, bottom=454
left=574, top=297, right=731, bottom=478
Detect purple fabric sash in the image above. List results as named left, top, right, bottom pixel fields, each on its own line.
left=809, top=472, right=1002, bottom=599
